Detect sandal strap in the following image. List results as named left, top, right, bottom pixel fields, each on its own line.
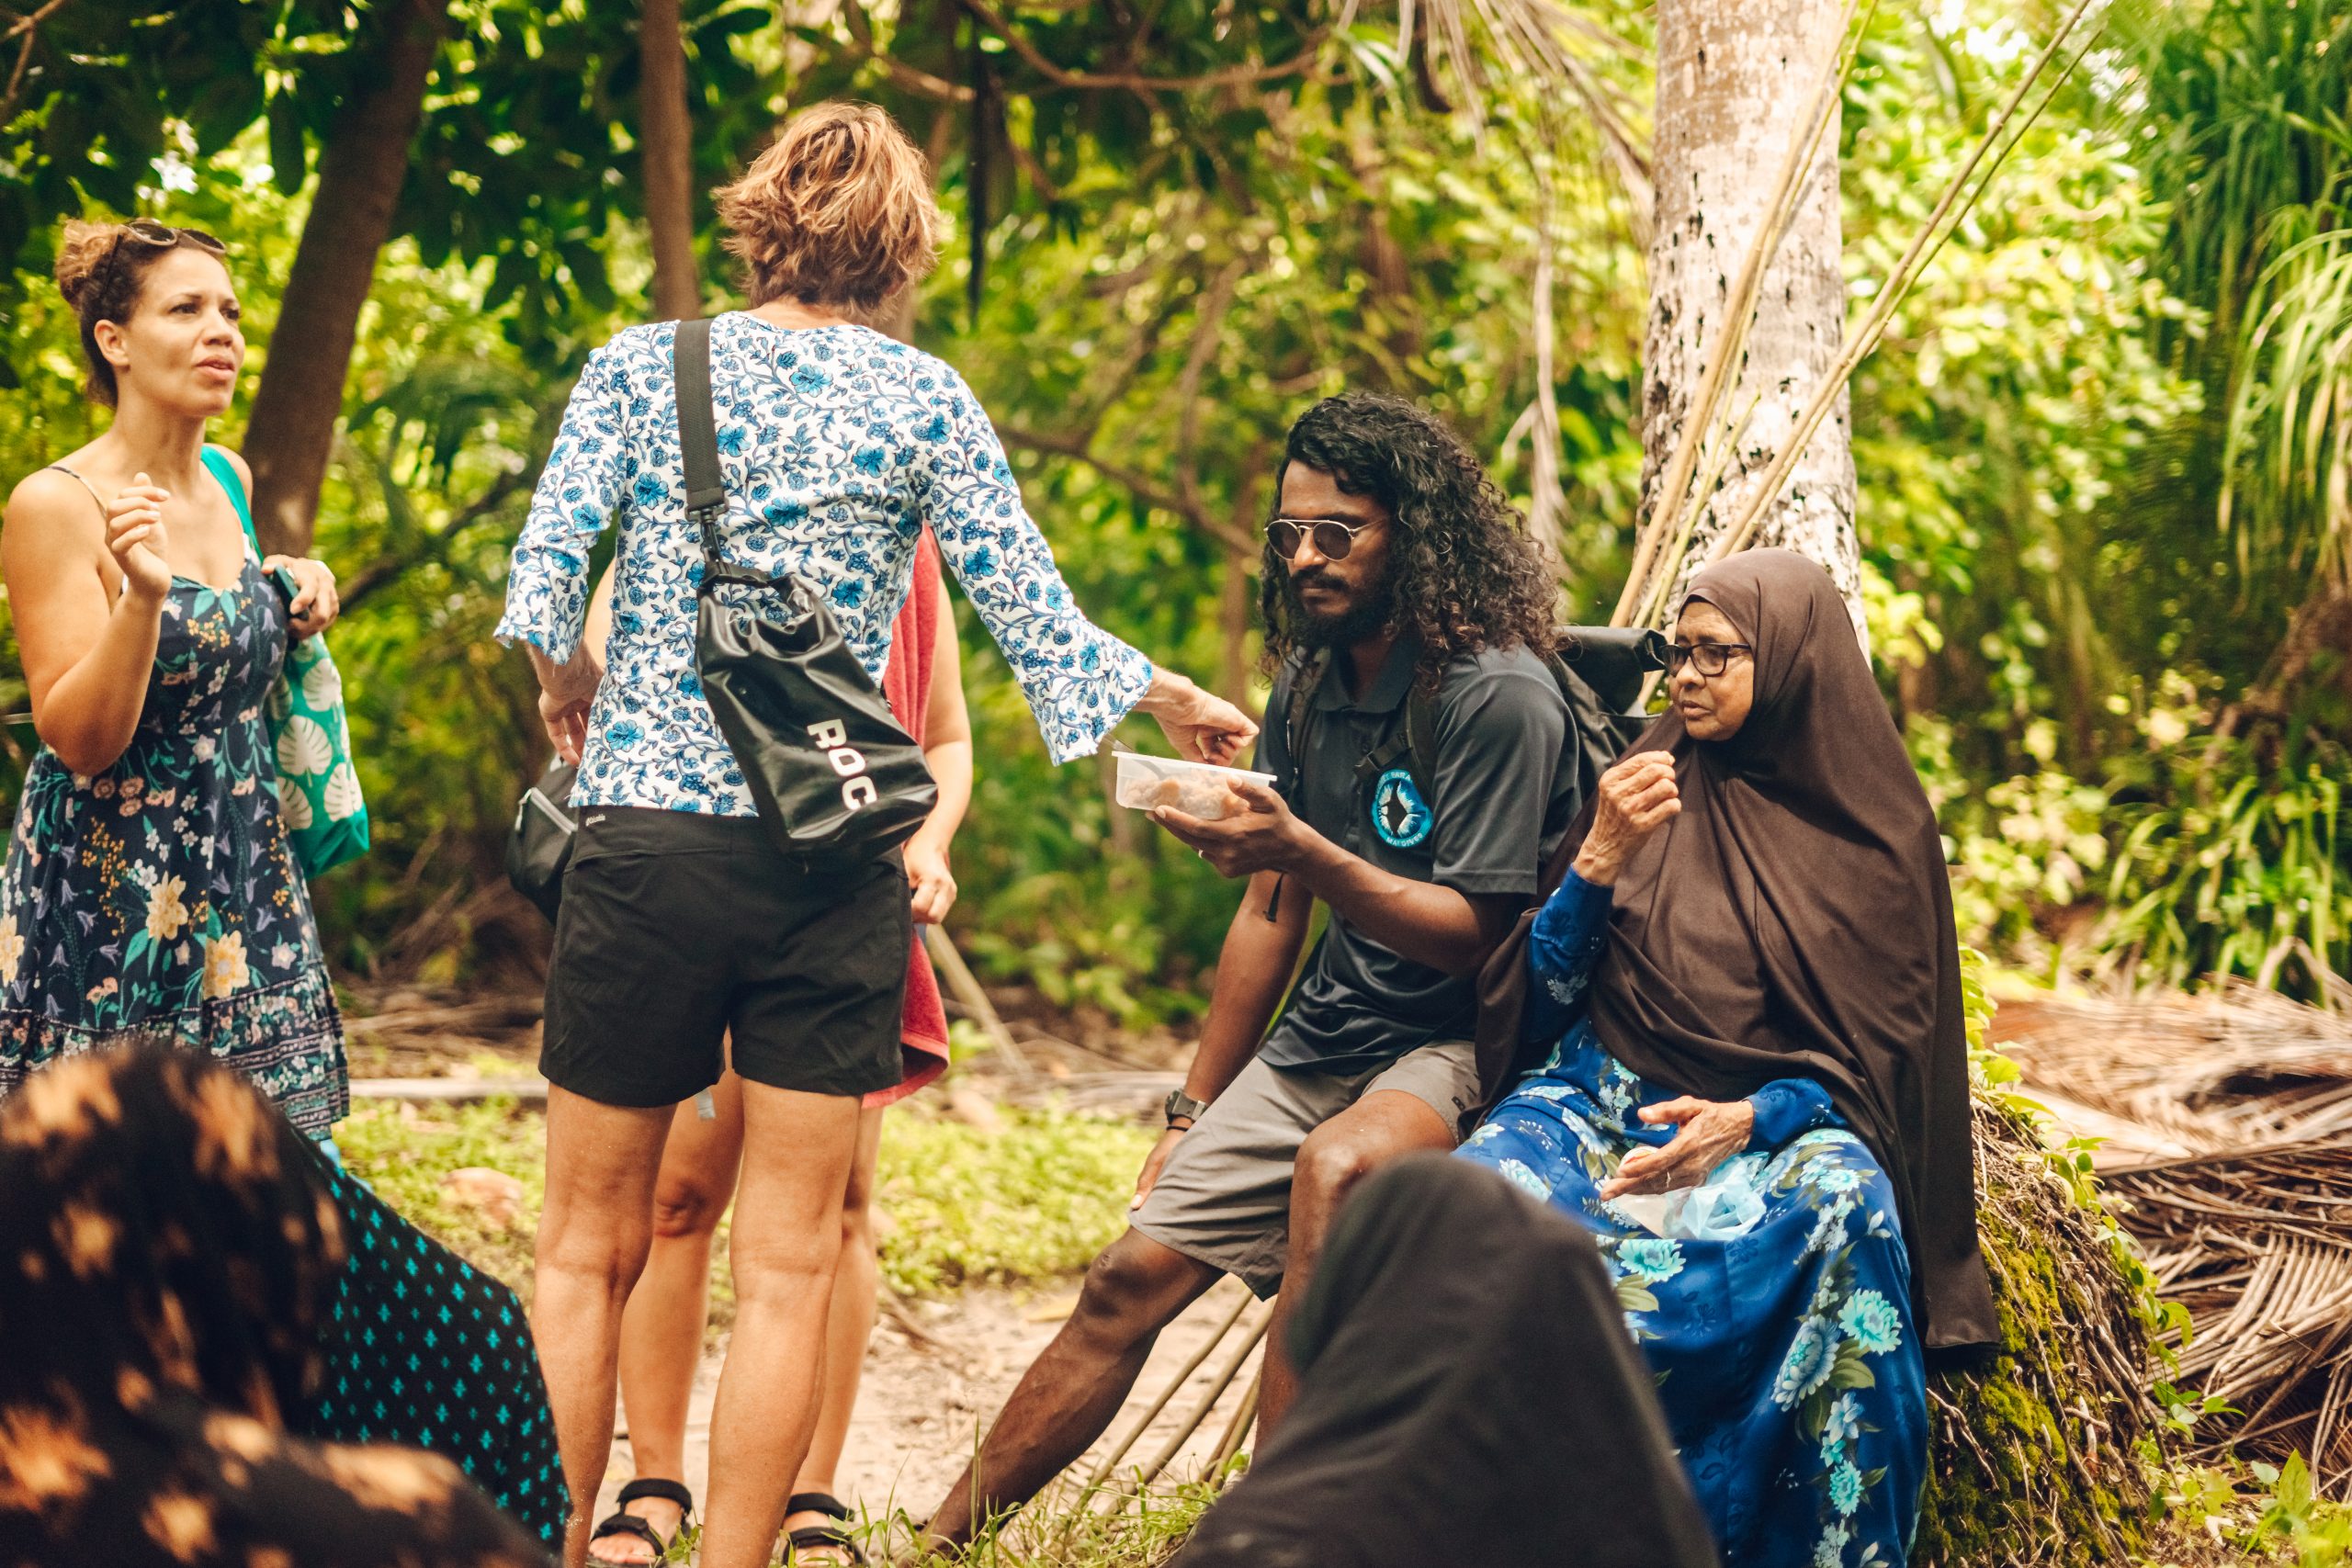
left=615, top=1477, right=696, bottom=1516
left=786, top=1492, right=852, bottom=1522
left=786, top=1522, right=865, bottom=1562
left=587, top=1512, right=670, bottom=1560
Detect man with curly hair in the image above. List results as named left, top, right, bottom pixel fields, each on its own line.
left=923, top=395, right=1583, bottom=1547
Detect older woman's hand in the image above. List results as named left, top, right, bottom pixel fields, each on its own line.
left=1137, top=670, right=1259, bottom=765
left=1571, top=750, right=1679, bottom=886
left=1598, top=1096, right=1755, bottom=1198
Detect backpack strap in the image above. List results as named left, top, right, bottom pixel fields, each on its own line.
left=673, top=319, right=725, bottom=569
left=1283, top=649, right=1329, bottom=792
left=1351, top=689, right=1434, bottom=833
left=198, top=446, right=261, bottom=561
left=1264, top=649, right=1331, bottom=925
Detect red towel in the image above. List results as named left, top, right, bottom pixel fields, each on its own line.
left=865, top=534, right=951, bottom=1107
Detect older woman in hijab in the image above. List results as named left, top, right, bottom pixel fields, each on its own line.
left=0, top=1044, right=546, bottom=1567
left=1457, top=548, right=1996, bottom=1568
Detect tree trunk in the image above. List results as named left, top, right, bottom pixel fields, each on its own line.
left=243, top=0, right=446, bottom=558
left=639, top=0, right=700, bottom=321
left=1642, top=0, right=1862, bottom=640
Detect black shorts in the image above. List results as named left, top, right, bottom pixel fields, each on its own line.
left=540, top=806, right=910, bottom=1107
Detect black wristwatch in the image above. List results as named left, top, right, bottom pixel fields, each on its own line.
left=1163, top=1088, right=1208, bottom=1128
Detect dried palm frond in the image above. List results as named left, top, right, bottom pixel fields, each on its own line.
left=1995, top=980, right=2352, bottom=1492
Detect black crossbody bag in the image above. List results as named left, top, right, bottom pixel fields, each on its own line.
left=508, top=318, right=937, bottom=919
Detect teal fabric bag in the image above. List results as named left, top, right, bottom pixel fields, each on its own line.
left=202, top=446, right=370, bottom=877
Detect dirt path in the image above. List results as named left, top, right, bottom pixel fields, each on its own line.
left=598, top=1277, right=1265, bottom=1531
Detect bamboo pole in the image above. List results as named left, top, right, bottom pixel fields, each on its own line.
left=1207, top=1369, right=1263, bottom=1479
left=1704, top=0, right=2105, bottom=566
left=1122, top=1307, right=1272, bottom=1495
left=1080, top=1288, right=1256, bottom=1492
left=924, top=922, right=1035, bottom=1077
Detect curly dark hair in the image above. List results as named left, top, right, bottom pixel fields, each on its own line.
left=1260, top=394, right=1559, bottom=684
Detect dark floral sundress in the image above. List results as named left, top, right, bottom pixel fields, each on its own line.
left=0, top=513, right=347, bottom=1134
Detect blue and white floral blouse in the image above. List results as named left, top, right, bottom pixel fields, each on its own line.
left=495, top=316, right=1155, bottom=815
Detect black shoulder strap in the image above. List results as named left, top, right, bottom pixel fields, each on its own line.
left=673, top=319, right=725, bottom=563
left=1281, top=649, right=1333, bottom=795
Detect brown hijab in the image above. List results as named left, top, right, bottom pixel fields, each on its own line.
left=1588, top=549, right=1996, bottom=1350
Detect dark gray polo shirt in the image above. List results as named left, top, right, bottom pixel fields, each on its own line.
left=1254, top=636, right=1577, bottom=1072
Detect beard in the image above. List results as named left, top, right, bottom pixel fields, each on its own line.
left=1289, top=567, right=1398, bottom=649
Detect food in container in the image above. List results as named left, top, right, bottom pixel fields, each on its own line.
left=1112, top=751, right=1278, bottom=822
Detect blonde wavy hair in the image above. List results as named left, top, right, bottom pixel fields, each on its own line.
left=714, top=103, right=944, bottom=313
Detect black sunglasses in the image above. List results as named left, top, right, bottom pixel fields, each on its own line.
left=1665, top=641, right=1753, bottom=678
left=1267, top=516, right=1378, bottom=562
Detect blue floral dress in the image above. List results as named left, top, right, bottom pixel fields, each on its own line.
left=0, top=453, right=346, bottom=1134
left=1457, top=870, right=1927, bottom=1567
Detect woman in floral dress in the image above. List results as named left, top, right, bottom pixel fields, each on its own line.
left=0, top=219, right=345, bottom=1134
left=1459, top=550, right=1997, bottom=1568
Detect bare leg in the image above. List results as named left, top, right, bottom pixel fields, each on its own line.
left=782, top=1104, right=888, bottom=1562
left=924, top=1228, right=1220, bottom=1548
left=694, top=1078, right=864, bottom=1568
left=1257, top=1089, right=1455, bottom=1436
left=533, top=1085, right=675, bottom=1568
left=598, top=1070, right=747, bottom=1562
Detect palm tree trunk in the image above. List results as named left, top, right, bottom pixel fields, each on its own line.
left=639, top=0, right=700, bottom=321
left=1643, top=0, right=1861, bottom=638
left=242, top=0, right=447, bottom=558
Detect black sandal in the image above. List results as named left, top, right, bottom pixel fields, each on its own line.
left=783, top=1491, right=866, bottom=1563
left=586, top=1478, right=695, bottom=1566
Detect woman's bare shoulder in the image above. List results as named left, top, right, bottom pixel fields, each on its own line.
left=5, top=464, right=105, bottom=538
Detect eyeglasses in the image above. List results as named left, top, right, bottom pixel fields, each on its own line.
left=1665, top=641, right=1753, bottom=678
left=1267, top=516, right=1378, bottom=562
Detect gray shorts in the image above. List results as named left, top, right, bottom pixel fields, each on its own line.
left=1129, top=1041, right=1480, bottom=1298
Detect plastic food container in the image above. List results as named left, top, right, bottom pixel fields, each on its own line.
left=1112, top=751, right=1278, bottom=821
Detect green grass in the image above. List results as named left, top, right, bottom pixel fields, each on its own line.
left=874, top=1106, right=1156, bottom=1298
left=333, top=1091, right=1155, bottom=1311
left=335, top=1093, right=548, bottom=1292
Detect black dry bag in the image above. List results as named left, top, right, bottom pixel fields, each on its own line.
left=676, top=318, right=937, bottom=865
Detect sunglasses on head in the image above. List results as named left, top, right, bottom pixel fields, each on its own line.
left=118, top=219, right=226, bottom=254
left=1664, top=641, right=1753, bottom=678
left=1266, top=516, right=1378, bottom=562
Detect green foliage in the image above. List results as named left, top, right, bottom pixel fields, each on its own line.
left=334, top=1091, right=548, bottom=1292
left=2155, top=1455, right=2352, bottom=1566
left=876, top=1104, right=1156, bottom=1298
left=3, top=0, right=2347, bottom=1008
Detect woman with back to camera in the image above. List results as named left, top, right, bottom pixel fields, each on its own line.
left=0, top=219, right=346, bottom=1137
left=497, top=101, right=1255, bottom=1568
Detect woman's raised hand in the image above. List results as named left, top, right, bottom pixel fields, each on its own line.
left=1571, top=750, right=1680, bottom=886
left=1138, top=670, right=1259, bottom=765
left=106, top=473, right=173, bottom=603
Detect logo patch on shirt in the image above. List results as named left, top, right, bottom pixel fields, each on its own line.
left=1371, top=767, right=1433, bottom=849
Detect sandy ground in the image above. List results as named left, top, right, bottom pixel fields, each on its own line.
left=596, top=1277, right=1267, bottom=1534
